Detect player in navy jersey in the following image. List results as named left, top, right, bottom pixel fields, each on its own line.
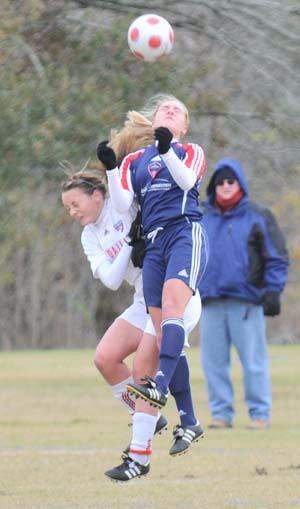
left=97, top=94, right=207, bottom=481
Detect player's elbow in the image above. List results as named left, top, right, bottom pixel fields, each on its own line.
left=180, top=182, right=194, bottom=191
left=104, top=280, right=122, bottom=291
left=94, top=269, right=122, bottom=291
left=177, top=173, right=197, bottom=191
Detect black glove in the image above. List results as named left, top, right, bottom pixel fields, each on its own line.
left=128, top=211, right=143, bottom=244
left=263, top=292, right=281, bottom=316
left=127, top=211, right=145, bottom=268
left=96, top=140, right=117, bottom=171
left=130, top=238, right=145, bottom=268
left=154, top=127, right=173, bottom=154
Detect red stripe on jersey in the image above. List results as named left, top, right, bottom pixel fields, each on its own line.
left=120, top=149, right=145, bottom=190
left=182, top=143, right=206, bottom=180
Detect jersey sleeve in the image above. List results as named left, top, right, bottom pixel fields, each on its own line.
left=107, top=150, right=144, bottom=211
left=106, top=168, right=134, bottom=213
left=182, top=143, right=206, bottom=180
left=81, top=228, right=132, bottom=291
left=161, top=142, right=206, bottom=191
left=119, top=149, right=145, bottom=193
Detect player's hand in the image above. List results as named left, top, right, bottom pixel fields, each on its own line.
left=96, top=140, right=117, bottom=171
left=130, top=239, right=145, bottom=268
left=263, top=292, right=281, bottom=316
left=154, top=127, right=173, bottom=154
left=128, top=211, right=142, bottom=244
left=127, top=211, right=145, bottom=268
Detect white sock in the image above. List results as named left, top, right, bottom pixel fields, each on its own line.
left=111, top=376, right=135, bottom=415
left=129, top=412, right=157, bottom=465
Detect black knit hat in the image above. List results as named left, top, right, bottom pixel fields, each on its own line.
left=213, top=167, right=237, bottom=186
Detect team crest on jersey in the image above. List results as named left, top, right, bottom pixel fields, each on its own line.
left=113, top=220, right=124, bottom=232
left=148, top=160, right=161, bottom=178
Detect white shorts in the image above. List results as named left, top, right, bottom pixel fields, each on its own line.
left=118, top=290, right=201, bottom=347
left=118, top=297, right=148, bottom=332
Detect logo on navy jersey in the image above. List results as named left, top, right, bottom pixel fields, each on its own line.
left=141, top=179, right=171, bottom=196
left=148, top=160, right=161, bottom=178
left=113, top=220, right=124, bottom=232
left=178, top=268, right=188, bottom=278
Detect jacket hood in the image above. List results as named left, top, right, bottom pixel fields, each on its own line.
left=206, top=158, right=249, bottom=201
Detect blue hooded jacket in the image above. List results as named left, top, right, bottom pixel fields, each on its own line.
left=199, top=158, right=289, bottom=303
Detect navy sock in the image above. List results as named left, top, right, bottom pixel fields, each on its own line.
left=155, top=318, right=185, bottom=395
left=169, top=354, right=197, bottom=427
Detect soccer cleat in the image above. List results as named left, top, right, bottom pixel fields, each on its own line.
left=155, top=414, right=168, bottom=434
left=169, top=422, right=205, bottom=456
left=105, top=456, right=150, bottom=482
left=126, top=376, right=168, bottom=409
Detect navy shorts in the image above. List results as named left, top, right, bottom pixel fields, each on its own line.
left=143, top=219, right=208, bottom=308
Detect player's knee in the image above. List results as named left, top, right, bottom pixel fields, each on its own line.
left=93, top=350, right=103, bottom=373
left=94, top=348, right=110, bottom=375
left=162, top=293, right=182, bottom=318
left=162, top=302, right=181, bottom=320
left=162, top=282, right=191, bottom=318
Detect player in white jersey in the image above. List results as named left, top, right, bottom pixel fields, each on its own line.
left=61, top=168, right=203, bottom=482
left=62, top=171, right=140, bottom=415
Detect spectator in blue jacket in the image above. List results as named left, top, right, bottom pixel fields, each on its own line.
left=199, top=158, right=289, bottom=430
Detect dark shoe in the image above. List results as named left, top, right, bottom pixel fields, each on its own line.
left=169, top=422, right=205, bottom=456
left=126, top=376, right=168, bottom=409
left=155, top=414, right=168, bottom=434
left=208, top=419, right=233, bottom=429
left=105, top=456, right=150, bottom=482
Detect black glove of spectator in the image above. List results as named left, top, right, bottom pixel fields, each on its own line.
left=127, top=211, right=145, bottom=268
left=154, top=127, right=173, bottom=154
left=263, top=292, right=281, bottom=316
left=96, top=140, right=117, bottom=171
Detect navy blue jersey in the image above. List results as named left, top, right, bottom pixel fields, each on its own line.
left=120, top=142, right=205, bottom=234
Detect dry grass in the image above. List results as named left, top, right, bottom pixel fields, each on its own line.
left=1, top=345, right=300, bottom=509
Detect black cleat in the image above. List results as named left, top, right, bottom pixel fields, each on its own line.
left=155, top=414, right=168, bottom=434
left=169, top=422, right=204, bottom=456
left=126, top=376, right=168, bottom=409
left=105, top=456, right=150, bottom=482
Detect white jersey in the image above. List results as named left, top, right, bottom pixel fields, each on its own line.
left=81, top=199, right=143, bottom=302
left=81, top=198, right=201, bottom=337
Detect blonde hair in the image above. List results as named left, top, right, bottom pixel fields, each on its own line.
left=110, top=110, right=154, bottom=164
left=96, top=94, right=189, bottom=172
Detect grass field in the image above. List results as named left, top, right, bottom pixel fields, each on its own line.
left=1, top=345, right=300, bottom=509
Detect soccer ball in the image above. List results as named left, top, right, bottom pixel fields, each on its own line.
left=127, top=14, right=174, bottom=62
